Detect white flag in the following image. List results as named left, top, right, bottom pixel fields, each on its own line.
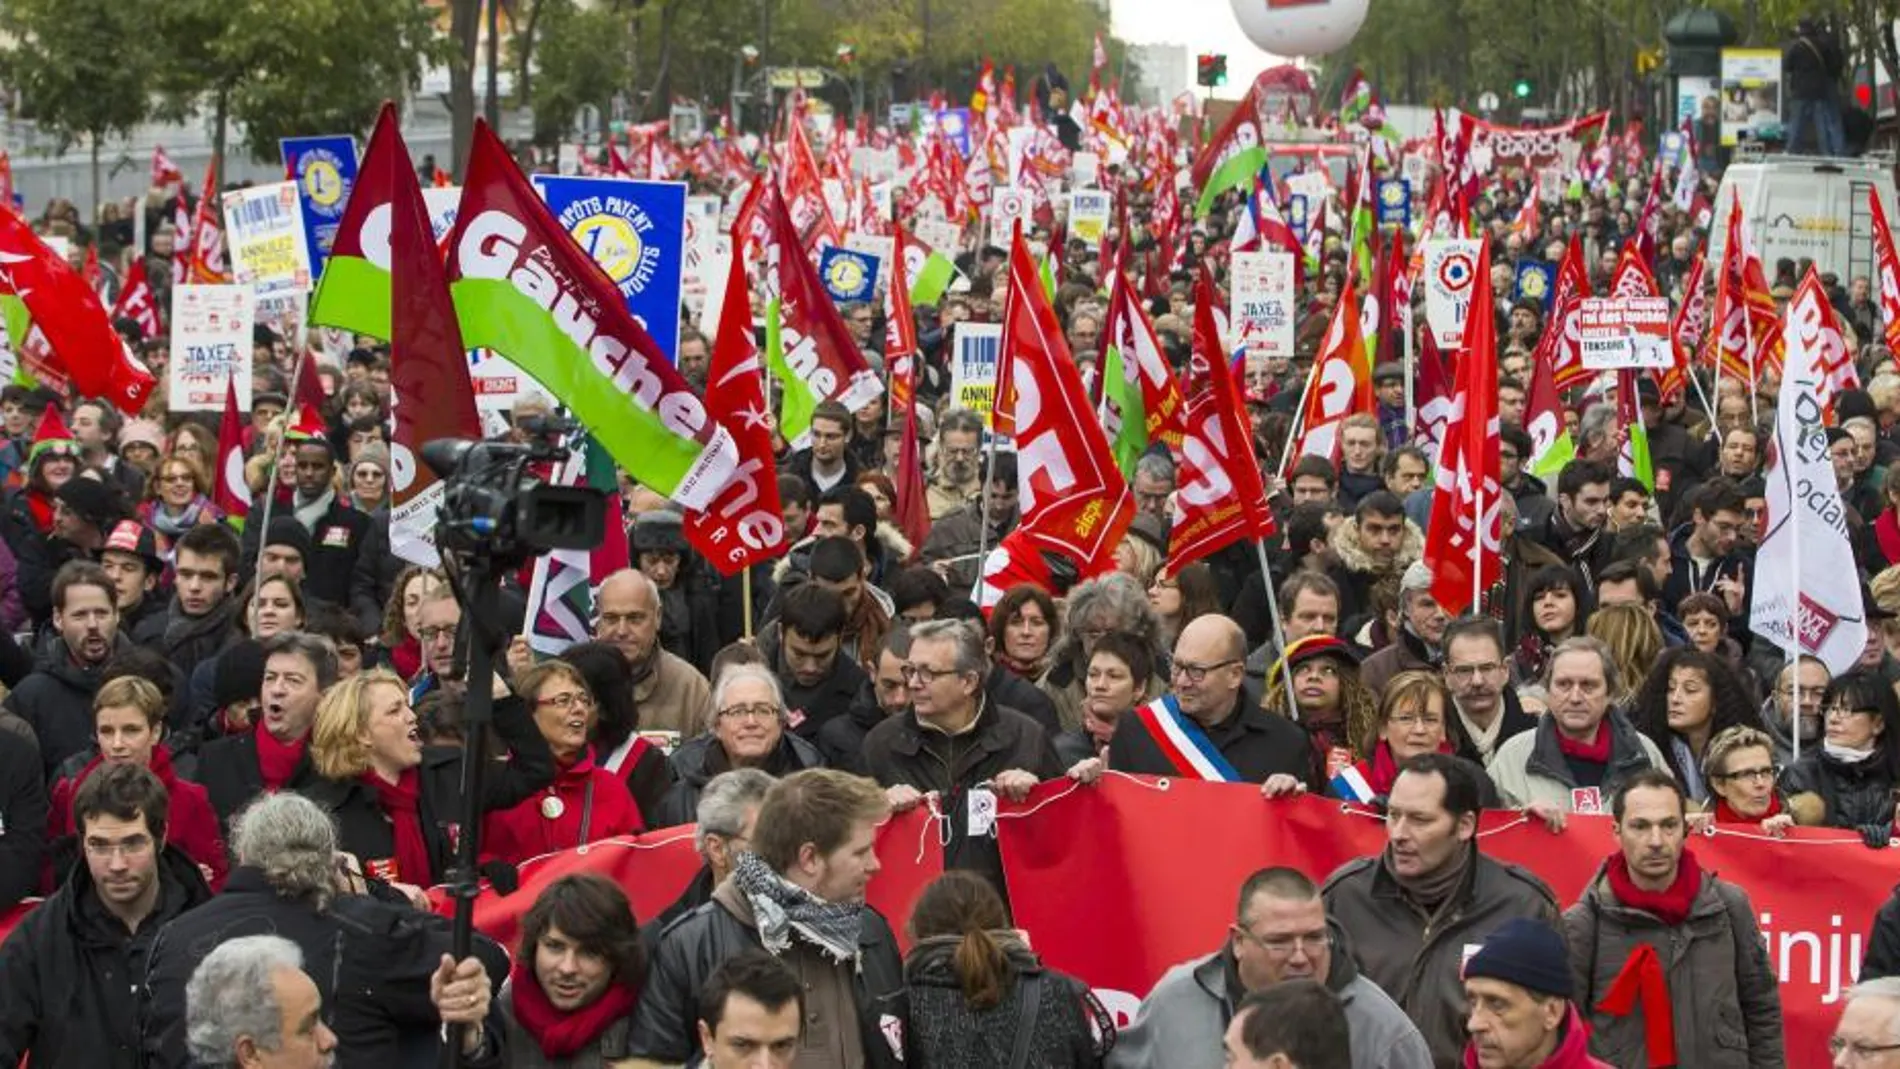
left=1750, top=270, right=1868, bottom=676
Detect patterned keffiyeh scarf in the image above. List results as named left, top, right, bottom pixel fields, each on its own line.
left=731, top=850, right=863, bottom=964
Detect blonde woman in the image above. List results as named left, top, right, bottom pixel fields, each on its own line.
left=304, top=667, right=554, bottom=888
left=1583, top=604, right=1661, bottom=707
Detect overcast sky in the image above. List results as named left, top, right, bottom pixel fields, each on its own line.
left=1112, top=0, right=1290, bottom=94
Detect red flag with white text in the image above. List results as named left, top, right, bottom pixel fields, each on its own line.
left=886, top=224, right=931, bottom=557
left=152, top=146, right=184, bottom=188
left=111, top=260, right=162, bottom=339
left=685, top=250, right=785, bottom=576
left=1539, top=235, right=1592, bottom=391
left=1290, top=275, right=1373, bottom=463
left=1423, top=237, right=1502, bottom=617
left=0, top=210, right=156, bottom=413
left=1871, top=188, right=1900, bottom=356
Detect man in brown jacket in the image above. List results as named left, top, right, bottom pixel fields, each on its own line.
left=1563, top=770, right=1784, bottom=1068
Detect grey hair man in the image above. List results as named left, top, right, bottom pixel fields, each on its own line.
left=1488, top=636, right=1665, bottom=814
left=1134, top=453, right=1176, bottom=520
left=1832, top=976, right=1900, bottom=1068
left=650, top=769, right=778, bottom=939
left=141, top=792, right=509, bottom=1066
left=1041, top=572, right=1168, bottom=729
left=185, top=935, right=337, bottom=1068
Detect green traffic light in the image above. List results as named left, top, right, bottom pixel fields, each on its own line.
left=1513, top=79, right=1532, bottom=98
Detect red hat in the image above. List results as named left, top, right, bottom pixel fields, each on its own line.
left=27, top=406, right=76, bottom=465
left=1267, top=634, right=1361, bottom=691
left=283, top=403, right=328, bottom=444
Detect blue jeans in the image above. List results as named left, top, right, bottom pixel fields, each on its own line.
left=1786, top=96, right=1846, bottom=156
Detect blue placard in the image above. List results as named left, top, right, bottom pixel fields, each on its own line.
left=531, top=175, right=687, bottom=360
left=1514, top=261, right=1557, bottom=311
left=280, top=135, right=359, bottom=282
left=936, top=108, right=974, bottom=159
left=1374, top=178, right=1412, bottom=227
left=817, top=247, right=881, bottom=305
left=1286, top=195, right=1310, bottom=243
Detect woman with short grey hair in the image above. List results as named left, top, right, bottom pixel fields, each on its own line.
left=651, top=664, right=824, bottom=828
left=1037, top=572, right=1169, bottom=731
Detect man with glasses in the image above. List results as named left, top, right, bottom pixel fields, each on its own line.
left=1109, top=614, right=1310, bottom=783
left=926, top=408, right=985, bottom=520
left=1115, top=866, right=1431, bottom=1069
left=1323, top=754, right=1560, bottom=1066
left=653, top=666, right=824, bottom=828
left=1441, top=617, right=1536, bottom=768
left=1762, top=655, right=1828, bottom=766
left=864, top=618, right=1060, bottom=892
left=1828, top=977, right=1900, bottom=1067
left=1662, top=479, right=1751, bottom=619
left=407, top=587, right=462, bottom=704
left=0, top=763, right=212, bottom=1067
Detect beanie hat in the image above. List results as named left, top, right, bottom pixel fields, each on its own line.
left=54, top=476, right=123, bottom=530
left=630, top=509, right=688, bottom=555
left=1463, top=918, right=1573, bottom=999
left=213, top=639, right=268, bottom=709
left=352, top=441, right=391, bottom=476
left=118, top=418, right=165, bottom=455
left=264, top=515, right=314, bottom=561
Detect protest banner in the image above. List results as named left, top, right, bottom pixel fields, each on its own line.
left=997, top=777, right=1886, bottom=1068
left=950, top=322, right=1003, bottom=426
left=169, top=285, right=253, bottom=412
left=1721, top=48, right=1784, bottom=146
left=1577, top=295, right=1673, bottom=369
left=1423, top=238, right=1482, bottom=349
left=989, top=187, right=1032, bottom=249
left=1373, top=177, right=1411, bottom=227
left=817, top=246, right=880, bottom=304
left=1073, top=150, right=1101, bottom=190
left=1069, top=189, right=1112, bottom=244
left=1283, top=170, right=1332, bottom=205
left=681, top=194, right=721, bottom=311
left=222, top=182, right=312, bottom=291
left=280, top=134, right=358, bottom=280
left=1229, top=250, right=1296, bottom=361
left=532, top=175, right=688, bottom=359
left=914, top=217, right=963, bottom=259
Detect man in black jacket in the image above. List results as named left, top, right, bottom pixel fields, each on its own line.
left=0, top=727, right=47, bottom=911
left=141, top=790, right=510, bottom=1068
left=197, top=631, right=333, bottom=831
left=5, top=560, right=130, bottom=777
left=760, top=583, right=870, bottom=740
left=862, top=618, right=1062, bottom=891
left=0, top=764, right=213, bottom=1069
left=1784, top=16, right=1846, bottom=156
left=631, top=769, right=907, bottom=1068
left=161, top=523, right=243, bottom=685
left=239, top=433, right=389, bottom=633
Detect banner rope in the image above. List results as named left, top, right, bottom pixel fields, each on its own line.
left=992, top=771, right=1175, bottom=824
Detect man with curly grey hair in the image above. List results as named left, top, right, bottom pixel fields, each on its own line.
left=141, top=792, right=508, bottom=1067
left=185, top=935, right=337, bottom=1067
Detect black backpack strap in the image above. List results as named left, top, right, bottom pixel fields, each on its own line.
left=1008, top=972, right=1043, bottom=1069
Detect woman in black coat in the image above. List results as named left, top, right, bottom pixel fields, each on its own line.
left=303, top=666, right=553, bottom=887
left=1781, top=669, right=1900, bottom=847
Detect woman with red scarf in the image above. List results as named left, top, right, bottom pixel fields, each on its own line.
left=44, top=675, right=226, bottom=891
left=1341, top=670, right=1500, bottom=807
left=304, top=666, right=554, bottom=890
left=378, top=565, right=446, bottom=682
left=482, top=662, right=643, bottom=866
left=1, top=408, right=81, bottom=621
left=500, top=873, right=646, bottom=1065
left=1694, top=725, right=1817, bottom=835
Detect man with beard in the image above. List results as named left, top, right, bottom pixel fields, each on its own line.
left=5, top=561, right=131, bottom=777
left=1325, top=491, right=1422, bottom=629
left=676, top=328, right=711, bottom=391
left=922, top=452, right=1020, bottom=593
left=782, top=401, right=860, bottom=500
left=760, top=584, right=870, bottom=741
left=1759, top=655, right=1827, bottom=766
left=501, top=874, right=650, bottom=1063
left=196, top=632, right=333, bottom=830
left=161, top=524, right=243, bottom=683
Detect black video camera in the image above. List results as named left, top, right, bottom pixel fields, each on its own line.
left=421, top=419, right=607, bottom=571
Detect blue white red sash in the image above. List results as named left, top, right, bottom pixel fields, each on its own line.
left=1132, top=695, right=1244, bottom=782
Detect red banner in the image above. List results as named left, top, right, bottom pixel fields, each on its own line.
left=998, top=776, right=1890, bottom=1068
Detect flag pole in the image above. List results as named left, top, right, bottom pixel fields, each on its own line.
left=742, top=567, right=754, bottom=640
left=971, top=421, right=998, bottom=598
left=1687, top=367, right=1718, bottom=437
left=1789, top=406, right=1801, bottom=763
left=1253, top=539, right=1287, bottom=655
left=1402, top=311, right=1415, bottom=438
left=1470, top=480, right=1483, bottom=616
left=1275, top=362, right=1320, bottom=484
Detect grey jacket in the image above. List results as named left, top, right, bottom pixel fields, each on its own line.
left=1323, top=848, right=1560, bottom=1068
left=1564, top=864, right=1784, bottom=1069
left=1109, top=925, right=1433, bottom=1069
left=1489, top=709, right=1667, bottom=811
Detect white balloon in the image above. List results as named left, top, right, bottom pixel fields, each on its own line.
left=1227, top=0, right=1370, bottom=57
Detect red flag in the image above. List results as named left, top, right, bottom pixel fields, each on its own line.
left=172, top=191, right=192, bottom=278
left=1424, top=237, right=1501, bottom=617
left=1785, top=266, right=1858, bottom=413
left=383, top=104, right=484, bottom=565
left=1539, top=234, right=1592, bottom=391
left=1708, top=191, right=1783, bottom=385
left=1412, top=331, right=1456, bottom=464
left=780, top=116, right=838, bottom=251
left=110, top=260, right=162, bottom=340
left=1289, top=275, right=1373, bottom=464
left=214, top=376, right=252, bottom=519
left=1670, top=251, right=1709, bottom=382
left=685, top=248, right=785, bottom=575
left=886, top=224, right=930, bottom=557
left=1165, top=271, right=1275, bottom=575
left=81, top=244, right=103, bottom=294
left=151, top=146, right=184, bottom=188
left=0, top=210, right=155, bottom=413
left=187, top=158, right=230, bottom=283
left=0, top=152, right=13, bottom=215
left=1871, top=188, right=1900, bottom=356
left=992, top=224, right=1133, bottom=577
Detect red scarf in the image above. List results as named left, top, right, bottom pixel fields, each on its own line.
left=1555, top=719, right=1612, bottom=763
left=254, top=725, right=307, bottom=791
left=1605, top=847, right=1703, bottom=926
left=361, top=767, right=433, bottom=885
left=389, top=635, right=422, bottom=681
left=1358, top=740, right=1454, bottom=797
left=1712, top=792, right=1782, bottom=826
left=25, top=490, right=53, bottom=534
left=1879, top=509, right=1900, bottom=567
left=507, top=955, right=640, bottom=1058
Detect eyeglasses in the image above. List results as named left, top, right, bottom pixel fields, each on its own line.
left=1446, top=662, right=1504, bottom=682
left=1713, top=765, right=1777, bottom=784
left=1233, top=926, right=1332, bottom=957
left=417, top=625, right=458, bottom=643
left=902, top=664, right=963, bottom=685
left=1829, top=1037, right=1900, bottom=1061
left=1172, top=659, right=1238, bottom=684
left=535, top=691, right=594, bottom=712
left=717, top=703, right=780, bottom=722
left=1388, top=714, right=1444, bottom=730
left=159, top=472, right=194, bottom=484
left=939, top=446, right=978, bottom=460
left=84, top=834, right=154, bottom=860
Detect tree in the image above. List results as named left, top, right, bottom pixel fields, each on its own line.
left=531, top=0, right=637, bottom=145
left=0, top=0, right=153, bottom=217
left=150, top=0, right=437, bottom=164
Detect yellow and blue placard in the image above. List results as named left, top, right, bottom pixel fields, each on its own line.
left=1514, top=261, right=1556, bottom=311
left=1374, top=178, right=1411, bottom=227
left=532, top=175, right=687, bottom=360
left=281, top=134, right=358, bottom=281
left=817, top=247, right=881, bottom=305
left=1286, top=195, right=1310, bottom=243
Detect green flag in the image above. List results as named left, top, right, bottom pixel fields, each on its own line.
left=910, top=249, right=959, bottom=307
left=1195, top=145, right=1268, bottom=219
left=765, top=297, right=820, bottom=448
left=1621, top=420, right=1654, bottom=491
left=1100, top=339, right=1148, bottom=479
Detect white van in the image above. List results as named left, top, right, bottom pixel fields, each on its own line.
left=1708, top=155, right=1900, bottom=283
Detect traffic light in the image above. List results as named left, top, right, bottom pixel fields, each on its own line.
left=1196, top=53, right=1228, bottom=88
left=1513, top=76, right=1533, bottom=100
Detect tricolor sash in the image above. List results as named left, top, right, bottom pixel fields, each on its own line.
left=1132, top=695, right=1244, bottom=782
left=1330, top=765, right=1378, bottom=803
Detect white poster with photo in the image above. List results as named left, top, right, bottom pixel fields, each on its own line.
left=1073, top=151, right=1101, bottom=191
left=1069, top=190, right=1112, bottom=244
left=1577, top=297, right=1673, bottom=368
left=1231, top=251, right=1297, bottom=361
left=822, top=178, right=850, bottom=229
left=1677, top=75, right=1718, bottom=128
left=223, top=181, right=313, bottom=291
left=696, top=236, right=735, bottom=338
left=1720, top=49, right=1783, bottom=146
left=950, top=323, right=1003, bottom=427
left=170, top=285, right=254, bottom=412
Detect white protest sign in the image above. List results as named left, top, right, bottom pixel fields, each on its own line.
left=1069, top=190, right=1112, bottom=244
left=1539, top=167, right=1565, bottom=202
left=1401, top=154, right=1430, bottom=193
left=1284, top=171, right=1332, bottom=205
left=843, top=232, right=895, bottom=281
left=682, top=194, right=721, bottom=311
left=1231, top=251, right=1297, bottom=361
left=697, top=235, right=735, bottom=341
left=1577, top=296, right=1673, bottom=369
left=950, top=322, right=1003, bottom=427
left=915, top=217, right=963, bottom=258
left=223, top=182, right=313, bottom=291
left=169, top=285, right=254, bottom=412
left=557, top=144, right=581, bottom=176
left=1423, top=239, right=1483, bottom=349
left=1073, top=151, right=1101, bottom=190
left=822, top=178, right=850, bottom=229
left=989, top=187, right=1032, bottom=247
left=253, top=288, right=308, bottom=359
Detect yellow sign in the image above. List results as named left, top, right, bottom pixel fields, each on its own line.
left=571, top=214, right=644, bottom=285
left=768, top=68, right=829, bottom=90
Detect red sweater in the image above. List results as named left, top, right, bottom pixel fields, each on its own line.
left=46, top=747, right=229, bottom=892
left=481, top=749, right=643, bottom=866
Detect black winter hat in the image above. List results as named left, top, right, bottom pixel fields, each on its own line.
left=1463, top=918, right=1573, bottom=999
left=214, top=639, right=268, bottom=709
left=264, top=516, right=313, bottom=561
